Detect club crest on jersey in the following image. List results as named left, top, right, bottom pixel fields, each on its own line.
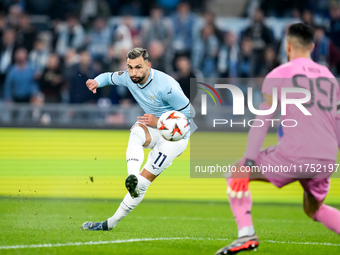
left=148, top=95, right=156, bottom=101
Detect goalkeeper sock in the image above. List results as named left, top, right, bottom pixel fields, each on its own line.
left=126, top=126, right=145, bottom=176
left=107, top=174, right=151, bottom=230
left=227, top=178, right=254, bottom=237
left=313, top=204, right=340, bottom=234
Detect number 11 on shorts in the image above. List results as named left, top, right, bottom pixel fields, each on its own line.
left=154, top=152, right=167, bottom=167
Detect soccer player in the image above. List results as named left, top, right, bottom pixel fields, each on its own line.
left=81, top=47, right=194, bottom=231
left=216, top=23, right=340, bottom=255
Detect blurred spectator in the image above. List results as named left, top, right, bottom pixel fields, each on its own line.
left=29, top=38, right=50, bottom=75
left=256, top=45, right=280, bottom=77
left=86, top=17, right=112, bottom=62
left=62, top=48, right=79, bottom=81
left=202, top=11, right=223, bottom=44
left=174, top=55, right=197, bottom=101
left=312, top=25, right=340, bottom=73
left=237, top=36, right=257, bottom=78
left=0, top=12, right=7, bottom=39
left=68, top=51, right=99, bottom=104
left=141, top=6, right=173, bottom=50
left=148, top=40, right=167, bottom=72
left=192, top=24, right=219, bottom=77
left=39, top=53, right=64, bottom=103
left=0, top=29, right=17, bottom=98
left=55, top=14, right=85, bottom=56
left=237, top=36, right=262, bottom=107
left=77, top=0, right=111, bottom=29
left=103, top=46, right=121, bottom=71
left=122, top=15, right=140, bottom=46
left=278, top=25, right=289, bottom=64
left=329, top=4, right=340, bottom=49
left=301, top=9, right=315, bottom=27
left=16, top=13, right=37, bottom=52
left=113, top=18, right=134, bottom=58
left=171, top=2, right=196, bottom=57
left=4, top=48, right=39, bottom=103
left=242, top=8, right=275, bottom=58
left=218, top=31, right=239, bottom=78
left=7, top=4, right=22, bottom=30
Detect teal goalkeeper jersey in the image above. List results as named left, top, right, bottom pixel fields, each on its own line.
left=94, top=68, right=194, bottom=120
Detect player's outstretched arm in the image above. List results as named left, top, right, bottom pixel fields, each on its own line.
left=86, top=79, right=99, bottom=94
left=86, top=72, right=117, bottom=93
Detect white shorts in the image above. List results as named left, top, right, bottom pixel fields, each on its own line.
left=132, top=122, right=188, bottom=176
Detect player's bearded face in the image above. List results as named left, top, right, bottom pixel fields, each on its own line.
left=127, top=57, right=150, bottom=84
left=130, top=70, right=147, bottom=84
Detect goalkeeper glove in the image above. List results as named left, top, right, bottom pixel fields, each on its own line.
left=227, top=159, right=256, bottom=199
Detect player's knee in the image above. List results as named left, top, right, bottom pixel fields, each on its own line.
left=130, top=125, right=147, bottom=145
left=303, top=204, right=315, bottom=218
left=130, top=124, right=151, bottom=147
left=303, top=192, right=322, bottom=219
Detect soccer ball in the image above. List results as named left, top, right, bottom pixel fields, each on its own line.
left=157, top=111, right=189, bottom=141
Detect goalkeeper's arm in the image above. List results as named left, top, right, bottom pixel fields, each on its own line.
left=228, top=96, right=275, bottom=199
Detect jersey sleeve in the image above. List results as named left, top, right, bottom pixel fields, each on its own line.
left=110, top=70, right=128, bottom=86
left=94, top=71, right=128, bottom=88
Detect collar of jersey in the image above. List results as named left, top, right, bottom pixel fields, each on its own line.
left=136, top=69, right=154, bottom=89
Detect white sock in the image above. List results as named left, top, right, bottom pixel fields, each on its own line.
left=126, top=126, right=145, bottom=176
left=107, top=175, right=151, bottom=229
left=238, top=226, right=255, bottom=238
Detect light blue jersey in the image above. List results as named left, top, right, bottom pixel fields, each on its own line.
left=94, top=68, right=194, bottom=120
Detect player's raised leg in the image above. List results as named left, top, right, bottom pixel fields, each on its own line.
left=125, top=123, right=151, bottom=198
left=126, top=123, right=150, bottom=176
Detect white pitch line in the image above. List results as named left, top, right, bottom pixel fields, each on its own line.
left=133, top=216, right=301, bottom=223
left=0, top=237, right=339, bottom=250
left=263, top=240, right=340, bottom=246
left=0, top=237, right=197, bottom=250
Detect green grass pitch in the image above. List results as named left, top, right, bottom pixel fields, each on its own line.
left=0, top=128, right=339, bottom=254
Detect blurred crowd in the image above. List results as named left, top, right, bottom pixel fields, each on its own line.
left=1, top=0, right=340, bottom=107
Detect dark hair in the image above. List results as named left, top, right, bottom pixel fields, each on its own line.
left=287, top=23, right=314, bottom=47
left=314, top=24, right=326, bottom=32
left=127, top=48, right=149, bottom=60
